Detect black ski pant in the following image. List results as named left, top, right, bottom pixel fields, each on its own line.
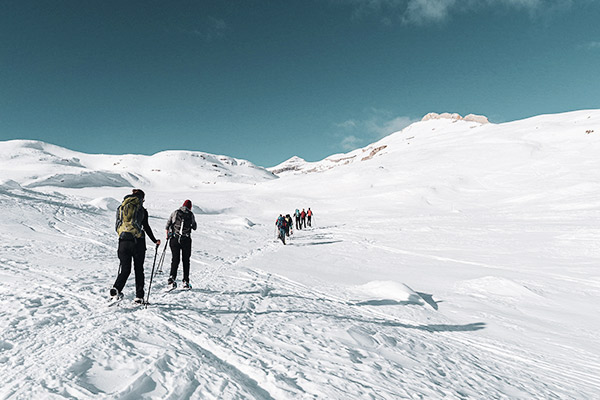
left=278, top=228, right=286, bottom=244
left=307, top=216, right=312, bottom=227
left=301, top=217, right=306, bottom=228
left=114, top=239, right=146, bottom=298
left=170, top=235, right=192, bottom=283
left=295, top=217, right=300, bottom=229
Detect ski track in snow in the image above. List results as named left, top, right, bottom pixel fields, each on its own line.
left=1, top=189, right=599, bottom=399
left=3, top=111, right=600, bottom=400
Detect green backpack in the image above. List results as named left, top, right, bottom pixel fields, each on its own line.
left=116, top=195, right=144, bottom=240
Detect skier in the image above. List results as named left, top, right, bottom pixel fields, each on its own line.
left=165, top=199, right=197, bottom=290
left=275, top=214, right=287, bottom=245
left=111, top=189, right=161, bottom=304
left=294, top=209, right=301, bottom=230
left=307, top=208, right=313, bottom=227
left=285, top=214, right=293, bottom=237
left=301, top=209, right=307, bottom=229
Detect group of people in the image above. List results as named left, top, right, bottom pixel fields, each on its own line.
left=111, top=189, right=197, bottom=304
left=111, top=189, right=316, bottom=301
left=294, top=208, right=313, bottom=229
left=275, top=208, right=314, bottom=245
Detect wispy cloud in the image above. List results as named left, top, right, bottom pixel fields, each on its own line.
left=335, top=109, right=415, bottom=151
left=185, top=16, right=229, bottom=42
left=403, top=0, right=456, bottom=25
left=340, top=135, right=362, bottom=150
left=368, top=115, right=414, bottom=137
left=581, top=41, right=600, bottom=50
left=333, top=0, right=577, bottom=25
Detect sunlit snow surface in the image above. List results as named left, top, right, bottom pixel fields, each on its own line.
left=1, top=110, right=600, bottom=399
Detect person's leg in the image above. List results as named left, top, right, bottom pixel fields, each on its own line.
left=133, top=242, right=146, bottom=299
left=113, top=240, right=134, bottom=293
left=279, top=228, right=286, bottom=244
left=181, top=237, right=192, bottom=283
left=169, top=237, right=181, bottom=283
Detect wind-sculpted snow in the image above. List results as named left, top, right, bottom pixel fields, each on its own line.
left=26, top=171, right=134, bottom=188
left=87, top=197, right=121, bottom=211
left=1, top=110, right=600, bottom=399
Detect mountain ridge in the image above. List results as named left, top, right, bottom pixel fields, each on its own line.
left=269, top=109, right=599, bottom=177
left=0, top=139, right=277, bottom=189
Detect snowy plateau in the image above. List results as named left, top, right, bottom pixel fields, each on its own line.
left=1, top=110, right=600, bottom=399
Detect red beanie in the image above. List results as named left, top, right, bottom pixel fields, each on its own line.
left=183, top=199, right=192, bottom=209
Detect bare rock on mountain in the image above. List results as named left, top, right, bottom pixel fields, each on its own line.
left=422, top=112, right=489, bottom=124
left=464, top=114, right=490, bottom=124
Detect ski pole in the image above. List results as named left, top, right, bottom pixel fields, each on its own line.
left=157, top=236, right=170, bottom=274
left=145, top=244, right=159, bottom=308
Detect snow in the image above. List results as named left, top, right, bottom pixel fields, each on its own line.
left=1, top=109, right=600, bottom=399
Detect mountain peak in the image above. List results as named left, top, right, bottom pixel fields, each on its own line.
left=422, top=112, right=489, bottom=124
left=268, top=156, right=307, bottom=175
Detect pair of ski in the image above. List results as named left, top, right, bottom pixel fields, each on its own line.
left=107, top=295, right=147, bottom=308
left=107, top=285, right=191, bottom=308
left=163, top=284, right=192, bottom=295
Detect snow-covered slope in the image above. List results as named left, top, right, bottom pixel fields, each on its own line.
left=269, top=109, right=600, bottom=214
left=1, top=110, right=600, bottom=399
left=269, top=112, right=490, bottom=176
left=0, top=140, right=276, bottom=189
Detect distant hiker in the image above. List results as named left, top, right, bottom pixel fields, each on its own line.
left=111, top=189, right=161, bottom=303
left=165, top=199, right=197, bottom=290
left=276, top=214, right=287, bottom=245
left=294, top=209, right=301, bottom=230
left=307, top=208, right=313, bottom=227
left=301, top=209, right=307, bottom=229
left=285, top=214, right=293, bottom=236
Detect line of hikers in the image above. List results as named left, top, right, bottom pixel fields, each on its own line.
left=110, top=189, right=197, bottom=304
left=111, top=189, right=315, bottom=302
left=275, top=208, right=313, bottom=245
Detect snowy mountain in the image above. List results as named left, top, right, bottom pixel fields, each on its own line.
left=268, top=112, right=490, bottom=176
left=0, top=140, right=276, bottom=190
left=1, top=110, right=600, bottom=399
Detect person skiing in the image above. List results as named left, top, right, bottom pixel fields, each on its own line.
left=307, top=208, right=313, bottom=227
left=300, top=209, right=307, bottom=229
left=111, top=189, right=161, bottom=304
left=294, top=209, right=301, bottom=230
left=275, top=214, right=287, bottom=245
left=165, top=199, right=197, bottom=290
left=285, top=214, right=293, bottom=237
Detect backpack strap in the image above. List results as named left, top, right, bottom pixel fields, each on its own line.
left=179, top=211, right=185, bottom=237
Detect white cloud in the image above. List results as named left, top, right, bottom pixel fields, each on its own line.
left=187, top=16, right=229, bottom=42
left=334, top=0, right=577, bottom=25
left=335, top=109, right=415, bottom=151
left=367, top=115, right=413, bottom=137
left=336, top=120, right=358, bottom=129
left=341, top=135, right=362, bottom=150
left=403, top=0, right=456, bottom=25
left=584, top=41, right=600, bottom=49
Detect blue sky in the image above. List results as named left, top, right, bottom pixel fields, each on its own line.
left=1, top=0, right=599, bottom=167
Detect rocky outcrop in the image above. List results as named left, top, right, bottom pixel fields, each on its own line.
left=269, top=156, right=308, bottom=175
left=361, top=145, right=387, bottom=161
left=422, top=112, right=489, bottom=124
